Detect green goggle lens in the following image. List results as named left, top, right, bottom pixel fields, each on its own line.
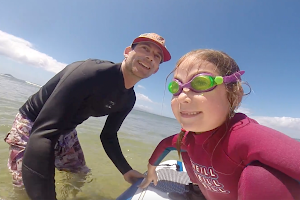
left=168, top=81, right=179, bottom=94
left=191, top=76, right=214, bottom=91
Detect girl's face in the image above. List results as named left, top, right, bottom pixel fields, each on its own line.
left=171, top=58, right=230, bottom=133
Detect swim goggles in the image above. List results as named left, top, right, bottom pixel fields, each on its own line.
left=168, top=71, right=245, bottom=96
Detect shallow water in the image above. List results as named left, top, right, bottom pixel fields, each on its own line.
left=0, top=75, right=180, bottom=200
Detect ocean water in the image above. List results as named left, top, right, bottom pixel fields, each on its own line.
left=0, top=75, right=180, bottom=200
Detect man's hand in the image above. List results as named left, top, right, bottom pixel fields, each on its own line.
left=123, top=169, right=145, bottom=184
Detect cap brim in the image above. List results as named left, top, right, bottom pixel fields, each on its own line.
left=132, top=37, right=171, bottom=62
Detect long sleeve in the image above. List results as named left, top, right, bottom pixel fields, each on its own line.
left=149, top=134, right=180, bottom=166
left=22, top=60, right=95, bottom=200
left=235, top=124, right=300, bottom=181
left=100, top=99, right=135, bottom=175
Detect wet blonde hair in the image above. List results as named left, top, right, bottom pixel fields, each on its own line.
left=172, top=49, right=247, bottom=158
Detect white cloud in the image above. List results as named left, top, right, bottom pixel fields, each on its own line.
left=252, top=116, right=300, bottom=139
left=137, top=85, right=145, bottom=89
left=135, top=93, right=163, bottom=114
left=136, top=93, right=153, bottom=103
left=237, top=107, right=299, bottom=139
left=253, top=116, right=300, bottom=130
left=134, top=104, right=153, bottom=111
left=236, top=107, right=251, bottom=115
left=0, top=30, right=67, bottom=73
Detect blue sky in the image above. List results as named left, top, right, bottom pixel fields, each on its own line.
left=0, top=0, right=299, bottom=138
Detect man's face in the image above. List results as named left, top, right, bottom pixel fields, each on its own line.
left=124, top=42, right=163, bottom=79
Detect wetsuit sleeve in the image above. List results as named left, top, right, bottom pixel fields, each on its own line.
left=235, top=125, right=300, bottom=181
left=100, top=100, right=135, bottom=175
left=148, top=134, right=179, bottom=166
left=22, top=61, right=94, bottom=199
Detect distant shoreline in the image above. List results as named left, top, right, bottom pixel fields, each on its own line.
left=1, top=73, right=15, bottom=78
left=0, top=73, right=41, bottom=87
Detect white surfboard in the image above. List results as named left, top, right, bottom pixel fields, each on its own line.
left=117, top=160, right=190, bottom=200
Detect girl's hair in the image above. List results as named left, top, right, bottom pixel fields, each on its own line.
left=173, top=49, right=247, bottom=158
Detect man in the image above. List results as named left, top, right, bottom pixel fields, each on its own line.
left=4, top=33, right=171, bottom=200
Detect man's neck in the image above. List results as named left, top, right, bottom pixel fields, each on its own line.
left=121, top=61, right=140, bottom=89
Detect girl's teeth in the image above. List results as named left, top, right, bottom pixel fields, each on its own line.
left=182, top=112, right=199, bottom=115
left=188, top=112, right=197, bottom=115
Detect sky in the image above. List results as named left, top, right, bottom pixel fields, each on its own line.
left=0, top=0, right=299, bottom=139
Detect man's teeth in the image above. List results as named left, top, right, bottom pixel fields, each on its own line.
left=139, top=61, right=150, bottom=69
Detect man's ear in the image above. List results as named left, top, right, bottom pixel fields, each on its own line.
left=124, top=46, right=132, bottom=58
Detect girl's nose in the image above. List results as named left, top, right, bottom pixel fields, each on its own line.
left=177, top=88, right=191, bottom=103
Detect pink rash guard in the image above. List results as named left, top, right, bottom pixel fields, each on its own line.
left=149, top=113, right=300, bottom=200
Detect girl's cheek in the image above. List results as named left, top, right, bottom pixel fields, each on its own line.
left=171, top=98, right=181, bottom=117
left=193, top=94, right=207, bottom=104
left=171, top=98, right=178, bottom=110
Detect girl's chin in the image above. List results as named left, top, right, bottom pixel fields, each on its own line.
left=181, top=124, right=200, bottom=132
left=179, top=120, right=202, bottom=131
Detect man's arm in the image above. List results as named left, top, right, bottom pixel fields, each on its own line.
left=22, top=61, right=93, bottom=199
left=100, top=99, right=135, bottom=175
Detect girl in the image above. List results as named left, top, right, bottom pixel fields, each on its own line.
left=139, top=49, right=300, bottom=200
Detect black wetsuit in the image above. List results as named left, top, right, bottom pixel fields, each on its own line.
left=20, top=59, right=136, bottom=200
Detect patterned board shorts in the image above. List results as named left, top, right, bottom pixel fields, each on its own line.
left=4, top=113, right=90, bottom=187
